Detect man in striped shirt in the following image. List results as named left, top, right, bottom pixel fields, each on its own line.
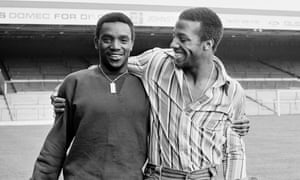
left=53, top=7, right=249, bottom=180
left=128, top=7, right=247, bottom=180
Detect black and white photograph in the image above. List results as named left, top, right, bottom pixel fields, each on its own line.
left=0, top=0, right=299, bottom=179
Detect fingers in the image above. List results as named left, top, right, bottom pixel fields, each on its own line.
left=51, top=96, right=66, bottom=113
left=54, top=102, right=65, bottom=108
left=231, top=119, right=250, bottom=136
left=50, top=95, right=56, bottom=105
left=231, top=124, right=250, bottom=129
left=232, top=119, right=250, bottom=125
left=231, top=125, right=249, bottom=136
left=51, top=95, right=66, bottom=104
left=54, top=97, right=66, bottom=103
left=54, top=108, right=65, bottom=113
left=231, top=128, right=249, bottom=136
left=231, top=121, right=250, bottom=130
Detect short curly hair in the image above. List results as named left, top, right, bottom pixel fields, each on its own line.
left=179, top=7, right=223, bottom=52
left=95, top=12, right=135, bottom=41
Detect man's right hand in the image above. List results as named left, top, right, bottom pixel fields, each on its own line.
left=231, top=119, right=250, bottom=136
left=51, top=96, right=66, bottom=113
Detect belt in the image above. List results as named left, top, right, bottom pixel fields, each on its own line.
left=145, top=163, right=216, bottom=180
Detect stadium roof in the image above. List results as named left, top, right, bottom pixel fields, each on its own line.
left=0, top=0, right=299, bottom=56
left=0, top=0, right=300, bottom=30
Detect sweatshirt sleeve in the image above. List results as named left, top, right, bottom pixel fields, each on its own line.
left=31, top=75, right=78, bottom=179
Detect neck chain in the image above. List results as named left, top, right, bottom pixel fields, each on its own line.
left=98, top=65, right=128, bottom=94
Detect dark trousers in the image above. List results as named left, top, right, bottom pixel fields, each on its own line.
left=144, top=164, right=216, bottom=180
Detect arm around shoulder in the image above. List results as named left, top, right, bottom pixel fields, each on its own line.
left=128, top=48, right=171, bottom=77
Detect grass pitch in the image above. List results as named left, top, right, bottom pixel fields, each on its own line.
left=0, top=115, right=299, bottom=180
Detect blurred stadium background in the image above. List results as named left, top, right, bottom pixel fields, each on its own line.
left=0, top=0, right=299, bottom=179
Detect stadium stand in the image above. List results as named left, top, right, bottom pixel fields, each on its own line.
left=0, top=56, right=97, bottom=92
left=0, top=29, right=299, bottom=120
left=222, top=58, right=300, bottom=89
left=2, top=56, right=299, bottom=91
left=0, top=55, right=101, bottom=122
left=1, top=55, right=300, bottom=120
left=224, top=59, right=298, bottom=79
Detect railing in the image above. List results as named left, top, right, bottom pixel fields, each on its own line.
left=0, top=79, right=299, bottom=122
left=245, top=89, right=300, bottom=116
left=3, top=79, right=63, bottom=94
left=0, top=105, right=53, bottom=121
left=276, top=89, right=300, bottom=116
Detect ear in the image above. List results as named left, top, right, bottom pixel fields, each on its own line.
left=203, top=39, right=214, bottom=51
left=94, top=37, right=99, bottom=50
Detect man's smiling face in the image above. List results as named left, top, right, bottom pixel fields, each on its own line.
left=96, top=22, right=133, bottom=71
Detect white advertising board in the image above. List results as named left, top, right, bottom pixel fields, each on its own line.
left=0, top=1, right=299, bottom=30
left=1, top=7, right=300, bottom=30
left=11, top=0, right=300, bottom=11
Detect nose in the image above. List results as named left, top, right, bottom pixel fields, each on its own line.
left=170, top=37, right=179, bottom=49
left=110, top=40, right=121, bottom=50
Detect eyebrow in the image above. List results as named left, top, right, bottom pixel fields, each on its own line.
left=101, top=33, right=131, bottom=38
left=174, top=32, right=188, bottom=38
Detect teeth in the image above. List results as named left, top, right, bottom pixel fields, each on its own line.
left=174, top=53, right=184, bottom=59
left=109, top=55, right=122, bottom=60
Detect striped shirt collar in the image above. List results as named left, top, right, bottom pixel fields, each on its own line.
left=164, top=49, right=231, bottom=90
